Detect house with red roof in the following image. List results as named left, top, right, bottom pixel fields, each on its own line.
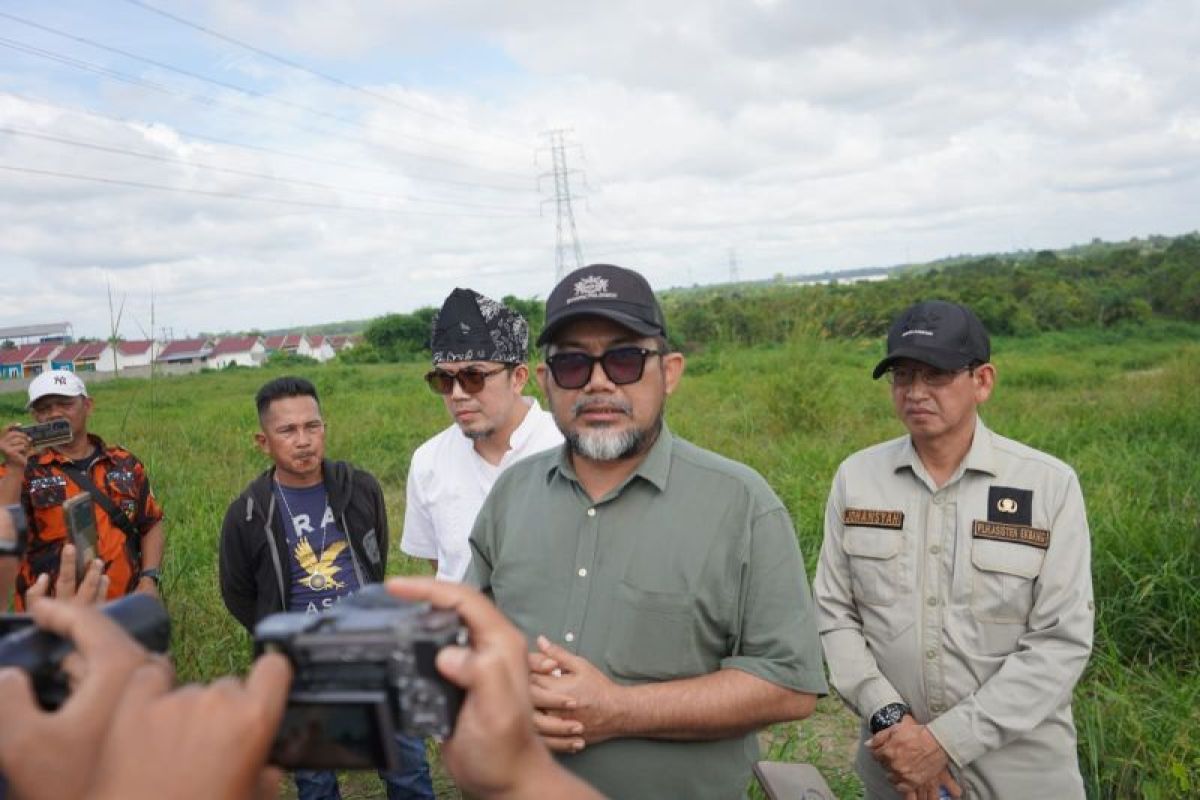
left=210, top=336, right=266, bottom=369
left=264, top=333, right=313, bottom=359
left=24, top=342, right=63, bottom=376
left=0, top=345, right=34, bottom=379
left=116, top=340, right=157, bottom=371
left=51, top=341, right=115, bottom=373
left=0, top=343, right=63, bottom=379
left=327, top=334, right=360, bottom=353
left=307, top=334, right=336, bottom=363
left=156, top=338, right=213, bottom=365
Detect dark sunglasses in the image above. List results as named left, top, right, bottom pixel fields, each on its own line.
left=545, top=347, right=665, bottom=390
left=424, top=364, right=511, bottom=395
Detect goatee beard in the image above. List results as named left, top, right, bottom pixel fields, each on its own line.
left=566, top=416, right=661, bottom=462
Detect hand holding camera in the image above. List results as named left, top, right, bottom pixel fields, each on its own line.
left=0, top=596, right=166, bottom=800
left=0, top=580, right=601, bottom=800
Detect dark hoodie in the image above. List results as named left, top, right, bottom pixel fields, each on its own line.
left=218, top=459, right=388, bottom=632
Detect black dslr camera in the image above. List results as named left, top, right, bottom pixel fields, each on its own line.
left=255, top=584, right=467, bottom=771
left=0, top=594, right=171, bottom=709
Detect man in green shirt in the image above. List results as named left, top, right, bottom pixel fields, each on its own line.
left=468, top=264, right=827, bottom=799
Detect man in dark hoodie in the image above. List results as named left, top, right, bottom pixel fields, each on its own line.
left=218, top=376, right=433, bottom=800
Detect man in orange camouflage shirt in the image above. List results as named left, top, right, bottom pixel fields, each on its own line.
left=3, top=370, right=163, bottom=610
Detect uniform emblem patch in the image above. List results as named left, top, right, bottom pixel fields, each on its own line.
left=988, top=486, right=1032, bottom=526
left=843, top=508, right=905, bottom=530
left=973, top=520, right=1050, bottom=549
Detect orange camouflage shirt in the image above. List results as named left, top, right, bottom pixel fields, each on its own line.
left=14, top=434, right=163, bottom=609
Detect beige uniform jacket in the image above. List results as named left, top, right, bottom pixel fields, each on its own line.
left=814, top=417, right=1093, bottom=799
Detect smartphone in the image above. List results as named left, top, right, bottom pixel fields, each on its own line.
left=18, top=419, right=72, bottom=449
left=62, top=494, right=98, bottom=576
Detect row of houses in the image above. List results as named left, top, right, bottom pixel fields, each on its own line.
left=0, top=334, right=358, bottom=379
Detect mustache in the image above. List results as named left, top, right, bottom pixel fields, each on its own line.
left=572, top=396, right=633, bottom=417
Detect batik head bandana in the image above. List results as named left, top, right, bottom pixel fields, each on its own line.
left=430, top=288, right=529, bottom=365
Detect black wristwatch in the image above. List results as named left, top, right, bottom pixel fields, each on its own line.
left=869, top=702, right=911, bottom=734
left=140, top=567, right=162, bottom=586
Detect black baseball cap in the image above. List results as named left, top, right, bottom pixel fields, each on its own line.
left=537, top=264, right=667, bottom=346
left=872, top=300, right=990, bottom=379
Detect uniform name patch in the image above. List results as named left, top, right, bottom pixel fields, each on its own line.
left=973, top=520, right=1050, bottom=549
left=843, top=508, right=905, bottom=529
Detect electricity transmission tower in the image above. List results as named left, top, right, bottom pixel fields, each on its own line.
left=539, top=129, right=586, bottom=281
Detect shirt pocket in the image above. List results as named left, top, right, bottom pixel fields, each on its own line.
left=842, top=529, right=903, bottom=607
left=970, top=540, right=1045, bottom=623
left=604, top=581, right=710, bottom=682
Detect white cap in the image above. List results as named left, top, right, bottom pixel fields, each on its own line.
left=27, top=369, right=89, bottom=409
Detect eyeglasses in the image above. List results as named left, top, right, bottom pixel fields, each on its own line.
left=545, top=347, right=665, bottom=390
left=885, top=365, right=972, bottom=387
left=424, top=364, right=511, bottom=395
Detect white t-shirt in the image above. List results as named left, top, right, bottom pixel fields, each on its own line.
left=401, top=398, right=563, bottom=581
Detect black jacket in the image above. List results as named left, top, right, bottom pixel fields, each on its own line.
left=218, top=459, right=388, bottom=632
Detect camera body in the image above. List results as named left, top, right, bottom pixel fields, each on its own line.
left=255, top=584, right=467, bottom=771
left=0, top=594, right=171, bottom=709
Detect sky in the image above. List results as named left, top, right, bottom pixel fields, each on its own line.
left=1, top=0, right=1197, bottom=340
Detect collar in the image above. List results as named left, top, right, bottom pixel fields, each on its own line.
left=36, top=433, right=107, bottom=467
left=548, top=422, right=674, bottom=494
left=506, top=397, right=541, bottom=451
left=892, top=416, right=998, bottom=478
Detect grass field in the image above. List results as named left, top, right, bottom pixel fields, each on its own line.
left=3, top=320, right=1196, bottom=799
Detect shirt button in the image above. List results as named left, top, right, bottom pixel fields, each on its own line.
left=926, top=649, right=937, bottom=660
left=586, top=508, right=596, bottom=517
left=931, top=703, right=944, bottom=713
left=929, top=544, right=940, bottom=555
left=564, top=632, right=575, bottom=642
left=927, top=596, right=938, bottom=607
left=577, top=568, right=588, bottom=577
left=932, top=495, right=944, bottom=505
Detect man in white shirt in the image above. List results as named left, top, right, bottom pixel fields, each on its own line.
left=401, top=289, right=562, bottom=581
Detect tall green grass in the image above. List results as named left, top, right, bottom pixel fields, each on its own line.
left=3, top=321, right=1196, bottom=798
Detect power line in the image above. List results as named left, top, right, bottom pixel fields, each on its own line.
left=0, top=164, right=538, bottom=218
left=0, top=36, right=530, bottom=188
left=2, top=91, right=536, bottom=194
left=0, top=126, right=530, bottom=213
left=121, top=0, right=531, bottom=151
left=0, top=36, right=188, bottom=97
left=0, top=12, right=529, bottom=179
left=539, top=129, right=586, bottom=281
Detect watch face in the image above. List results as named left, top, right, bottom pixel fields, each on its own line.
left=870, top=703, right=910, bottom=733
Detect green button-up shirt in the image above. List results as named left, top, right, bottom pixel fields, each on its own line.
left=814, top=417, right=1093, bottom=799
left=468, top=425, right=827, bottom=800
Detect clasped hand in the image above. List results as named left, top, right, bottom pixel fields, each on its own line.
left=868, top=716, right=962, bottom=800
left=527, top=634, right=625, bottom=753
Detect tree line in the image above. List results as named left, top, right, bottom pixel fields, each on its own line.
left=343, top=233, right=1199, bottom=360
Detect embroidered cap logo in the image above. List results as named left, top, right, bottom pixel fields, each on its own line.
left=574, top=275, right=610, bottom=298
left=900, top=307, right=941, bottom=339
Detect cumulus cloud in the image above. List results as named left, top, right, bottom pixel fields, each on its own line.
left=0, top=0, right=1197, bottom=338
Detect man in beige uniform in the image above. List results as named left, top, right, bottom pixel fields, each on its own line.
left=814, top=300, right=1093, bottom=799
